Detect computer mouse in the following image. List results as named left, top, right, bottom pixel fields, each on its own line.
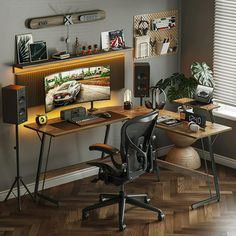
left=101, top=112, right=112, bottom=118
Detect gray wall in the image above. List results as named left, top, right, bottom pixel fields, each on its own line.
left=0, top=0, right=179, bottom=191
left=181, top=0, right=235, bottom=159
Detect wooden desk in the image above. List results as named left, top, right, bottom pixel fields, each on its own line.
left=25, top=111, right=127, bottom=205
left=99, top=107, right=232, bottom=209
left=25, top=106, right=231, bottom=209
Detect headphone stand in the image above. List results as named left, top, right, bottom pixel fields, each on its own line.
left=4, top=125, right=35, bottom=211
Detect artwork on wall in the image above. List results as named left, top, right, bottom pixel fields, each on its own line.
left=29, top=41, right=48, bottom=62
left=16, top=33, right=33, bottom=64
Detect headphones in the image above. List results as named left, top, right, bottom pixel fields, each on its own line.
left=188, top=121, right=201, bottom=132
left=145, top=87, right=166, bottom=110
left=136, top=18, right=149, bottom=36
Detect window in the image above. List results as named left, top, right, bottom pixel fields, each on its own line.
left=213, top=0, right=236, bottom=106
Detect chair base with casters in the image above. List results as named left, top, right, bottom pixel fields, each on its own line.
left=82, top=185, right=165, bottom=231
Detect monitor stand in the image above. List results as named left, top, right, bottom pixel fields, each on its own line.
left=87, top=101, right=97, bottom=113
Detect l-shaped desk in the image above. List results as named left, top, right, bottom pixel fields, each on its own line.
left=24, top=106, right=232, bottom=209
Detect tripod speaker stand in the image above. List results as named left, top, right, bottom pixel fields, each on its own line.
left=4, top=125, right=35, bottom=211
left=2, top=85, right=35, bottom=211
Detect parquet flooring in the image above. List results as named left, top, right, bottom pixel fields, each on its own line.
left=0, top=164, right=236, bottom=235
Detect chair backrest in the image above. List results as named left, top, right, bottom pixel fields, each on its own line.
left=120, top=110, right=158, bottom=180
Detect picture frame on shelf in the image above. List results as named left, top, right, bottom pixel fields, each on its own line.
left=16, top=33, right=33, bottom=64
left=109, top=29, right=125, bottom=50
left=29, top=41, right=48, bottom=62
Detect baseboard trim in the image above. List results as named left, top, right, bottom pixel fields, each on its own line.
left=1, top=145, right=235, bottom=201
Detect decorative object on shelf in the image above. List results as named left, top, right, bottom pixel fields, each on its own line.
left=109, top=29, right=125, bottom=50
left=81, top=46, right=86, bottom=55
left=124, top=89, right=132, bottom=110
left=29, top=41, right=48, bottom=62
left=133, top=10, right=178, bottom=59
left=27, top=10, right=106, bottom=29
left=134, top=35, right=150, bottom=59
left=87, top=45, right=92, bottom=54
left=35, top=114, right=48, bottom=125
left=74, top=37, right=80, bottom=56
left=52, top=51, right=70, bottom=60
left=136, top=17, right=149, bottom=36
left=93, top=44, right=98, bottom=53
left=190, top=62, right=214, bottom=87
left=16, top=33, right=33, bottom=64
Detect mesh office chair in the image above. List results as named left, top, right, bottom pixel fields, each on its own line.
left=82, top=111, right=164, bottom=231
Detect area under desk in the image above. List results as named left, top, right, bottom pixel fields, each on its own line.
left=25, top=106, right=231, bottom=209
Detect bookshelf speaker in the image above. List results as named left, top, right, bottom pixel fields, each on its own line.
left=134, top=62, right=150, bottom=97
left=2, top=85, right=28, bottom=124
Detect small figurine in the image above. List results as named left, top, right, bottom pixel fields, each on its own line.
left=93, top=44, right=98, bottom=53
left=74, top=37, right=79, bottom=56
left=87, top=45, right=92, bottom=54
left=81, top=46, right=86, bottom=55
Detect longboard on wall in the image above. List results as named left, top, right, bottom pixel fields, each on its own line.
left=27, top=10, right=106, bottom=29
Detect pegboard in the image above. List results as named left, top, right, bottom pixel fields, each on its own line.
left=133, top=10, right=178, bottom=59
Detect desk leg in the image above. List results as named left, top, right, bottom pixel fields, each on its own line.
left=34, top=133, right=46, bottom=198
left=34, top=134, right=59, bottom=206
left=191, top=136, right=220, bottom=209
left=101, top=124, right=110, bottom=159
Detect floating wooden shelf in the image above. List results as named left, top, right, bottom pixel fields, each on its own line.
left=173, top=98, right=220, bottom=111
left=13, top=47, right=133, bottom=74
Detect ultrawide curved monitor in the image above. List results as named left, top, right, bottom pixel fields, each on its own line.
left=44, top=65, right=111, bottom=113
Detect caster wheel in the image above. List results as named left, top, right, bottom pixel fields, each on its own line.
left=158, top=212, right=165, bottom=221
left=144, top=196, right=151, bottom=204
left=99, top=196, right=106, bottom=202
left=82, top=211, right=89, bottom=221
left=119, top=224, right=126, bottom=231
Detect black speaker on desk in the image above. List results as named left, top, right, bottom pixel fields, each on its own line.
left=134, top=63, right=150, bottom=98
left=2, top=85, right=27, bottom=124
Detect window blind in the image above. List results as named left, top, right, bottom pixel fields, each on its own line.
left=213, top=0, right=236, bottom=106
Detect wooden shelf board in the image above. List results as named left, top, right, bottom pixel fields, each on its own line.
left=13, top=47, right=133, bottom=71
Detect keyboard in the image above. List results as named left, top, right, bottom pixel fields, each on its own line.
left=70, top=114, right=105, bottom=126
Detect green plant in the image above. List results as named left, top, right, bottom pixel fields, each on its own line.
left=190, top=62, right=214, bottom=87
left=156, top=73, right=198, bottom=102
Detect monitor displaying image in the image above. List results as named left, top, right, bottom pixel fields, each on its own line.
left=44, top=65, right=111, bottom=112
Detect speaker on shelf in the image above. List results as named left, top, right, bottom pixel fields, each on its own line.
left=134, top=62, right=150, bottom=98
left=2, top=85, right=28, bottom=124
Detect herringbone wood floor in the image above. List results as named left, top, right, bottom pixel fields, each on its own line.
left=0, top=164, right=236, bottom=236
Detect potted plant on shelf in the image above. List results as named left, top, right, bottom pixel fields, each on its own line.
left=156, top=61, right=214, bottom=102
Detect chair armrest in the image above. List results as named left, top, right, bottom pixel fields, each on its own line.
left=89, top=144, right=119, bottom=156
left=89, top=143, right=125, bottom=171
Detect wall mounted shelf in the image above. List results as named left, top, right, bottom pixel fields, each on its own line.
left=13, top=47, right=133, bottom=74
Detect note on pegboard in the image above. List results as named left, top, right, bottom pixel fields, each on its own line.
left=134, top=10, right=178, bottom=59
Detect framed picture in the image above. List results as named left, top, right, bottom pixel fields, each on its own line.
left=29, top=41, right=48, bottom=62
left=109, top=29, right=125, bottom=50
left=16, top=33, right=33, bottom=64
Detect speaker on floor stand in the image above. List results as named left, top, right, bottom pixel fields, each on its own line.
left=2, top=85, right=35, bottom=211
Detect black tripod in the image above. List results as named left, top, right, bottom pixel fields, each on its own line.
left=4, top=125, right=35, bottom=211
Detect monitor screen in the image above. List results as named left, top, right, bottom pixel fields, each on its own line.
left=44, top=65, right=111, bottom=112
